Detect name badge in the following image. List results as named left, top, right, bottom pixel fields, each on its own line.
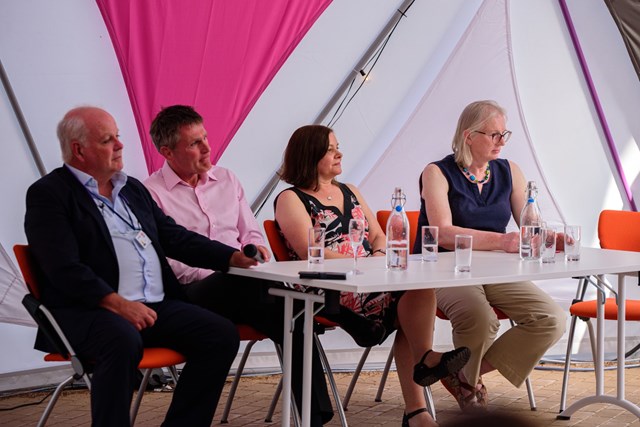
left=135, top=230, right=151, bottom=249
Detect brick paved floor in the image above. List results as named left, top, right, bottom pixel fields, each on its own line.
left=1, top=365, right=639, bottom=426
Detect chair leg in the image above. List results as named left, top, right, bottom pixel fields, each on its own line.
left=37, top=374, right=76, bottom=427
left=265, top=375, right=283, bottom=423
left=559, top=277, right=592, bottom=412
left=130, top=368, right=152, bottom=426
left=167, top=365, right=179, bottom=384
left=342, top=346, right=371, bottom=410
left=221, top=339, right=258, bottom=423
left=559, top=314, right=580, bottom=412
left=424, top=385, right=436, bottom=421
left=524, top=375, right=536, bottom=411
left=507, top=318, right=536, bottom=410
left=375, top=345, right=395, bottom=402
left=585, top=319, right=596, bottom=361
left=509, top=319, right=538, bottom=411
left=314, top=333, right=348, bottom=427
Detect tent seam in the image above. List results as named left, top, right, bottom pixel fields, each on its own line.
left=504, top=0, right=566, bottom=224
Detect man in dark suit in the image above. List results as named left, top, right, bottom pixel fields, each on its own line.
left=24, top=106, right=257, bottom=426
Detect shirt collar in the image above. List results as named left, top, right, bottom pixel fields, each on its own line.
left=161, top=161, right=217, bottom=190
left=65, top=164, right=128, bottom=200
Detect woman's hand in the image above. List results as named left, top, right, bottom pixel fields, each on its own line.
left=501, top=232, right=520, bottom=253
left=555, top=232, right=566, bottom=251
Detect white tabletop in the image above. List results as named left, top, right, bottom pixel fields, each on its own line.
left=229, top=247, right=640, bottom=293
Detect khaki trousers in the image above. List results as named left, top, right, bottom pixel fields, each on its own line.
left=435, top=281, right=566, bottom=387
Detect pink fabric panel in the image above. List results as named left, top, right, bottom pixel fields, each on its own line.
left=96, top=0, right=331, bottom=174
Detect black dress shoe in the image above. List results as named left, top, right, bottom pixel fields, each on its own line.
left=413, top=347, right=471, bottom=387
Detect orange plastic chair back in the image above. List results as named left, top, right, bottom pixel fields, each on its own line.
left=376, top=210, right=420, bottom=254
left=13, top=244, right=41, bottom=299
left=598, top=210, right=640, bottom=252
left=263, top=220, right=292, bottom=262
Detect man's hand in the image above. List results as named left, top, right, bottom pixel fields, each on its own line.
left=99, top=293, right=157, bottom=331
left=230, top=250, right=259, bottom=269
left=501, top=232, right=520, bottom=253
left=257, top=245, right=272, bottom=263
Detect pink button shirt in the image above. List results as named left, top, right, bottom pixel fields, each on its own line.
left=144, top=162, right=264, bottom=283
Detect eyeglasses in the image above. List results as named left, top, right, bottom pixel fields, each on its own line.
left=473, top=130, right=512, bottom=144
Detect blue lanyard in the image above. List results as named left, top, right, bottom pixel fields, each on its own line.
left=92, top=193, right=140, bottom=231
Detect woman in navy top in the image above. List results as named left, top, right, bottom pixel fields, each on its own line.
left=417, top=101, right=566, bottom=412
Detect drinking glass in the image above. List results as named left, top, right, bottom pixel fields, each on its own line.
left=564, top=225, right=581, bottom=262
left=307, top=227, right=325, bottom=265
left=348, top=219, right=366, bottom=275
left=421, top=226, right=439, bottom=262
left=541, top=227, right=557, bottom=263
left=520, top=225, right=542, bottom=260
left=454, top=234, right=473, bottom=273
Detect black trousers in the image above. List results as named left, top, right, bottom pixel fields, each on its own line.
left=59, top=299, right=239, bottom=427
left=186, top=272, right=334, bottom=426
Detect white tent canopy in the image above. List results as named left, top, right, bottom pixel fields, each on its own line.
left=1, top=0, right=639, bottom=391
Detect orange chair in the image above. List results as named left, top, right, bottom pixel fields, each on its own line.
left=263, top=220, right=348, bottom=426
left=376, top=210, right=420, bottom=254
left=14, top=244, right=185, bottom=427
left=559, top=210, right=640, bottom=412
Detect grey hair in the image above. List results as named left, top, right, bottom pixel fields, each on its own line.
left=452, top=100, right=507, bottom=167
left=57, top=109, right=90, bottom=163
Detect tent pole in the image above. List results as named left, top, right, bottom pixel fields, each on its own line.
left=313, top=0, right=416, bottom=125
left=251, top=0, right=415, bottom=214
left=558, top=0, right=637, bottom=211
left=0, top=59, right=46, bottom=177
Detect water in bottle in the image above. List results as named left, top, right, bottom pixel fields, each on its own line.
left=386, top=187, right=409, bottom=270
left=519, top=181, right=542, bottom=260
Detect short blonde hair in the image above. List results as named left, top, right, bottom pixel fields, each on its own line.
left=452, top=100, right=507, bottom=167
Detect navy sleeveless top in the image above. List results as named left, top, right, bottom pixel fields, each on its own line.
left=413, top=154, right=513, bottom=253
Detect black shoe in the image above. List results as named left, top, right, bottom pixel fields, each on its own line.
left=402, top=408, right=429, bottom=427
left=413, top=347, right=471, bottom=387
left=320, top=306, right=387, bottom=348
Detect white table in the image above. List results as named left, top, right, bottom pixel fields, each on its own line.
left=229, top=247, right=640, bottom=425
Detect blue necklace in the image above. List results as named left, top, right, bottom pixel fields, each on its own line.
left=459, top=163, right=490, bottom=184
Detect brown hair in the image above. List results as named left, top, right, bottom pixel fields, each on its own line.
left=279, top=125, right=334, bottom=190
left=150, top=105, right=203, bottom=151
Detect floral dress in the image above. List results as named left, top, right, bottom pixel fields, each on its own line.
left=275, top=184, right=399, bottom=322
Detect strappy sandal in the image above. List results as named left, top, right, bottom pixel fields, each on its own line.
left=475, top=376, right=488, bottom=408
left=402, top=407, right=429, bottom=427
left=413, top=347, right=471, bottom=387
left=440, top=373, right=486, bottom=412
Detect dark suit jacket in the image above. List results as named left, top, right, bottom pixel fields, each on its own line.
left=24, top=165, right=237, bottom=351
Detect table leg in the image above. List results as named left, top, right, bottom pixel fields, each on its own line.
left=557, top=273, right=640, bottom=420
left=303, top=297, right=314, bottom=426
left=269, top=288, right=326, bottom=426
left=595, top=274, right=604, bottom=396
left=617, top=273, right=626, bottom=400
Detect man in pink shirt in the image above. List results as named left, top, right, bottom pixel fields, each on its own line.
left=144, top=105, right=333, bottom=426
left=144, top=122, right=268, bottom=284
